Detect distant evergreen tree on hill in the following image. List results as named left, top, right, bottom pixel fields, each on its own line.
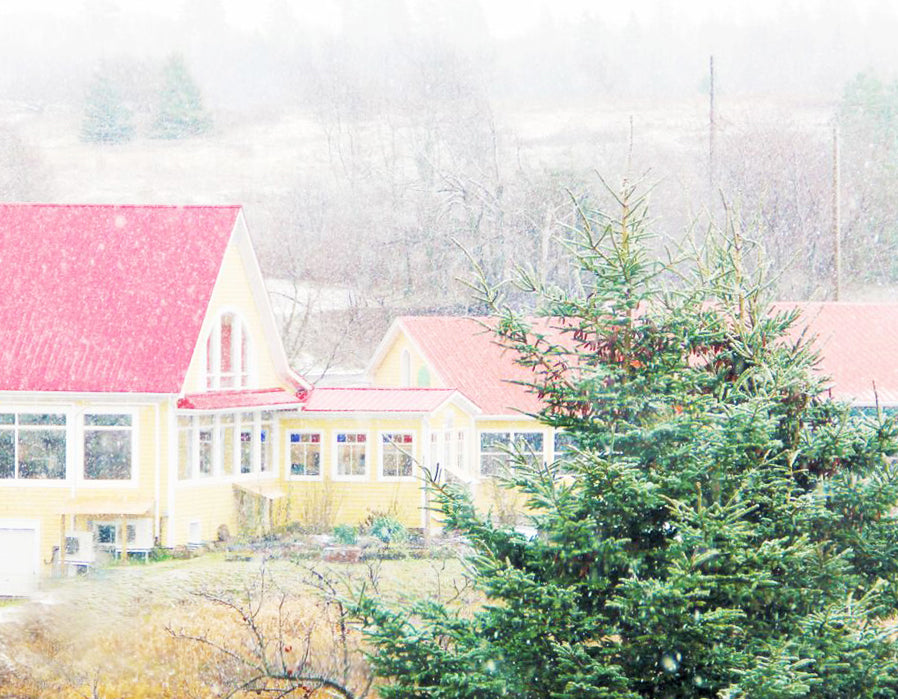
left=150, top=54, right=212, bottom=140
left=81, top=65, right=135, bottom=144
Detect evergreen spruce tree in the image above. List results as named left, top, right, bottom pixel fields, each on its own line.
left=353, top=183, right=898, bottom=698
left=80, top=66, right=134, bottom=144
left=150, top=54, right=212, bottom=139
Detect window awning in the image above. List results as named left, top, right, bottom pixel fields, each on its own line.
left=63, top=498, right=154, bottom=516
left=233, top=481, right=287, bottom=500
left=178, top=387, right=307, bottom=411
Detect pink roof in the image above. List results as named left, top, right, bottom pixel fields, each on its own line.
left=301, top=387, right=456, bottom=413
left=398, top=306, right=898, bottom=413
left=397, top=316, right=548, bottom=416
left=777, top=302, right=898, bottom=406
left=0, top=204, right=240, bottom=393
left=178, top=388, right=306, bottom=411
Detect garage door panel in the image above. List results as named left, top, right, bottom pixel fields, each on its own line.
left=0, top=527, right=38, bottom=597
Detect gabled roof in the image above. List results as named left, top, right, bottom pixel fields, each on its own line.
left=0, top=204, right=241, bottom=393
left=382, top=316, right=548, bottom=416
left=779, top=302, right=898, bottom=406
left=300, top=387, right=469, bottom=414
left=380, top=306, right=898, bottom=414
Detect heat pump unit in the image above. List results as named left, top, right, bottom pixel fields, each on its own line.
left=128, top=518, right=153, bottom=550
left=64, top=531, right=96, bottom=565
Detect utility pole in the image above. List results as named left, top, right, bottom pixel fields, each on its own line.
left=832, top=124, right=842, bottom=301
left=709, top=55, right=716, bottom=193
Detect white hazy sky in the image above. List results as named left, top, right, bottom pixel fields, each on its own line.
left=2, top=0, right=882, bottom=38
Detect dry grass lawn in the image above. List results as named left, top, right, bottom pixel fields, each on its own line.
left=0, top=553, right=474, bottom=698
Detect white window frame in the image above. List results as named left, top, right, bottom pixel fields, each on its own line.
left=478, top=429, right=547, bottom=478
left=80, top=409, right=139, bottom=486
left=379, top=431, right=416, bottom=480
left=333, top=431, right=368, bottom=480
left=204, top=309, right=253, bottom=391
left=287, top=430, right=323, bottom=480
left=400, top=349, right=411, bottom=387
left=176, top=411, right=273, bottom=483
left=0, top=408, right=73, bottom=486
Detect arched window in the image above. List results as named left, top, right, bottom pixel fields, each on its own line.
left=400, top=349, right=411, bottom=387
left=206, top=312, right=251, bottom=390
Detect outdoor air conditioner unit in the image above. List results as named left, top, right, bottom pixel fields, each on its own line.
left=128, top=518, right=153, bottom=550
left=64, top=531, right=96, bottom=565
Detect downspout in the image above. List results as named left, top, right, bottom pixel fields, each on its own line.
left=166, top=396, right=177, bottom=547
left=154, top=401, right=161, bottom=543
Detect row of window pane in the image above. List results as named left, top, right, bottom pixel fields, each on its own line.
left=287, top=430, right=574, bottom=479
left=289, top=432, right=415, bottom=478
left=0, top=413, right=131, bottom=480
left=206, top=312, right=251, bottom=390
left=179, top=412, right=271, bottom=480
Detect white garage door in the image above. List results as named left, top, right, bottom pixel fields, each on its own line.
left=0, top=525, right=39, bottom=597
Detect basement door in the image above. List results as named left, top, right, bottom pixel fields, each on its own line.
left=0, top=522, right=39, bottom=597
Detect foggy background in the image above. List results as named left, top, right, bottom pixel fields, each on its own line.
left=2, top=0, right=896, bottom=379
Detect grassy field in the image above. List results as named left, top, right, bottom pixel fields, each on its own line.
left=0, top=552, right=475, bottom=698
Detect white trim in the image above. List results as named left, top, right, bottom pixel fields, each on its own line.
left=173, top=410, right=279, bottom=485
left=400, top=349, right=411, bottom=387
left=154, top=403, right=161, bottom=543
left=476, top=427, right=549, bottom=480
left=202, top=307, right=255, bottom=391
left=77, top=408, right=140, bottom=488
left=377, top=430, right=417, bottom=481
left=364, top=318, right=448, bottom=387
left=297, top=391, right=481, bottom=421
left=0, top=391, right=173, bottom=401
left=0, top=406, right=73, bottom=487
left=232, top=212, right=312, bottom=392
left=331, top=430, right=369, bottom=481
left=285, top=429, right=324, bottom=481
left=166, top=397, right=177, bottom=547
left=475, top=414, right=539, bottom=422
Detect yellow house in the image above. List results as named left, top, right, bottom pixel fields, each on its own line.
left=365, top=316, right=570, bottom=513
left=0, top=205, right=495, bottom=596
left=5, top=204, right=895, bottom=597
left=0, top=204, right=311, bottom=595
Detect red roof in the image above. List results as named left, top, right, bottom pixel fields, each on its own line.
left=396, top=316, right=548, bottom=416
left=778, top=302, right=898, bottom=406
left=0, top=204, right=240, bottom=393
left=178, top=388, right=306, bottom=411
left=301, top=387, right=457, bottom=413
left=396, top=306, right=898, bottom=413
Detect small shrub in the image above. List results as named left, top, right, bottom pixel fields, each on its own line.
left=332, top=524, right=358, bottom=546
left=366, top=515, right=407, bottom=545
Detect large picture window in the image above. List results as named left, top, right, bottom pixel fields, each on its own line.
left=205, top=311, right=251, bottom=390
left=177, top=411, right=273, bottom=480
left=290, top=432, right=321, bottom=477
left=479, top=431, right=544, bottom=477
left=0, top=413, right=67, bottom=480
left=336, top=433, right=366, bottom=477
left=84, top=413, right=132, bottom=480
left=381, top=432, right=414, bottom=478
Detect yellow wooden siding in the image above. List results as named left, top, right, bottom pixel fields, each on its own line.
left=0, top=401, right=169, bottom=573
left=280, top=415, right=427, bottom=529
left=372, top=332, right=444, bottom=388
left=182, top=241, right=282, bottom=393
left=470, top=417, right=549, bottom=520
left=172, top=482, right=242, bottom=543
